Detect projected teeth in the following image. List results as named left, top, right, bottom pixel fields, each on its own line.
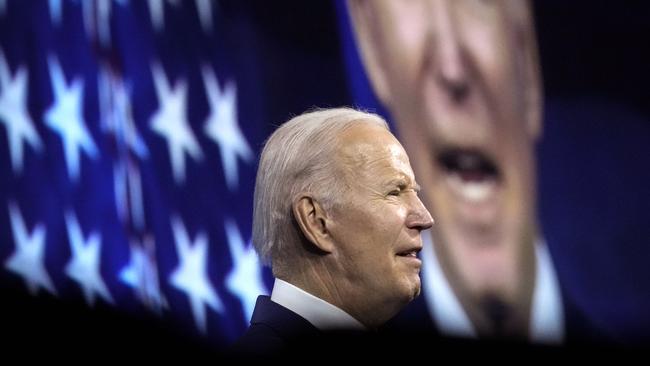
left=448, top=174, right=497, bottom=203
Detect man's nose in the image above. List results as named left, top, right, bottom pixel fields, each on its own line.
left=406, top=196, right=434, bottom=232
left=426, top=0, right=470, bottom=101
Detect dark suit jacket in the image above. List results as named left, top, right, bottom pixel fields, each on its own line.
left=230, top=295, right=321, bottom=356
left=231, top=295, right=389, bottom=359
left=383, top=280, right=613, bottom=347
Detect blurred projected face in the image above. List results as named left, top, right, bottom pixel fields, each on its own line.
left=349, top=0, right=541, bottom=303
left=328, top=123, right=433, bottom=316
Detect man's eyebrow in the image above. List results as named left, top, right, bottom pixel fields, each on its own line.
left=384, top=177, right=419, bottom=190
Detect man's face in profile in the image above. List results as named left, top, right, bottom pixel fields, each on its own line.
left=327, top=123, right=432, bottom=315
left=349, top=0, right=542, bottom=303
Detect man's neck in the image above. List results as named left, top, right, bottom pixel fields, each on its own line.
left=429, top=233, right=537, bottom=339
left=282, top=264, right=390, bottom=330
left=270, top=278, right=366, bottom=331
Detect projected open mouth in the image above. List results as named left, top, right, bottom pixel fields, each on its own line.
left=437, top=148, right=501, bottom=203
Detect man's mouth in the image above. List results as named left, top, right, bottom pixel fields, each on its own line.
left=396, top=250, right=419, bottom=258
left=437, top=148, right=501, bottom=203
left=396, top=244, right=422, bottom=259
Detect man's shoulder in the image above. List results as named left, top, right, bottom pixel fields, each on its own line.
left=249, top=295, right=320, bottom=336
left=230, top=322, right=288, bottom=356
left=230, top=296, right=321, bottom=356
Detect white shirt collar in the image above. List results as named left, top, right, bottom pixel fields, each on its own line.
left=270, top=278, right=366, bottom=331
left=421, top=233, right=564, bottom=344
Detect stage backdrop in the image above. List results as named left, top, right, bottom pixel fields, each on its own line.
left=0, top=0, right=649, bottom=349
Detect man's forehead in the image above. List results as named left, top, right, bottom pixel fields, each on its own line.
left=335, top=126, right=415, bottom=182
left=337, top=124, right=399, bottom=164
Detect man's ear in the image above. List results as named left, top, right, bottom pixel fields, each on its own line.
left=292, top=195, right=334, bottom=254
left=346, top=0, right=392, bottom=106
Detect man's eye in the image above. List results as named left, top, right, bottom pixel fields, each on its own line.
left=388, top=190, right=401, bottom=196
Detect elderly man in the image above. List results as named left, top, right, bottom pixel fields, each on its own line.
left=347, top=0, right=601, bottom=343
left=233, top=108, right=433, bottom=353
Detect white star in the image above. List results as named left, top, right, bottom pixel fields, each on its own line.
left=150, top=62, right=202, bottom=184
left=49, top=0, right=62, bottom=25
left=98, top=68, right=148, bottom=160
left=44, top=56, right=98, bottom=182
left=202, top=66, right=252, bottom=191
left=120, top=237, right=167, bottom=313
left=224, top=219, right=267, bottom=323
left=148, top=0, right=180, bottom=32
left=4, top=202, right=56, bottom=296
left=168, top=216, right=223, bottom=334
left=0, top=50, right=42, bottom=174
left=64, top=211, right=114, bottom=306
left=195, top=0, right=214, bottom=33
left=98, top=67, right=149, bottom=228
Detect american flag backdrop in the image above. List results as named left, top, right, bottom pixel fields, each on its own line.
left=0, top=0, right=352, bottom=347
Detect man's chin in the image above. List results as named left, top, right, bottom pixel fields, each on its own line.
left=408, top=279, right=422, bottom=301
left=396, top=277, right=421, bottom=305
left=440, top=242, right=514, bottom=292
left=412, top=286, right=421, bottom=299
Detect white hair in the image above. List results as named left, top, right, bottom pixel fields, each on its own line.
left=252, top=107, right=388, bottom=270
